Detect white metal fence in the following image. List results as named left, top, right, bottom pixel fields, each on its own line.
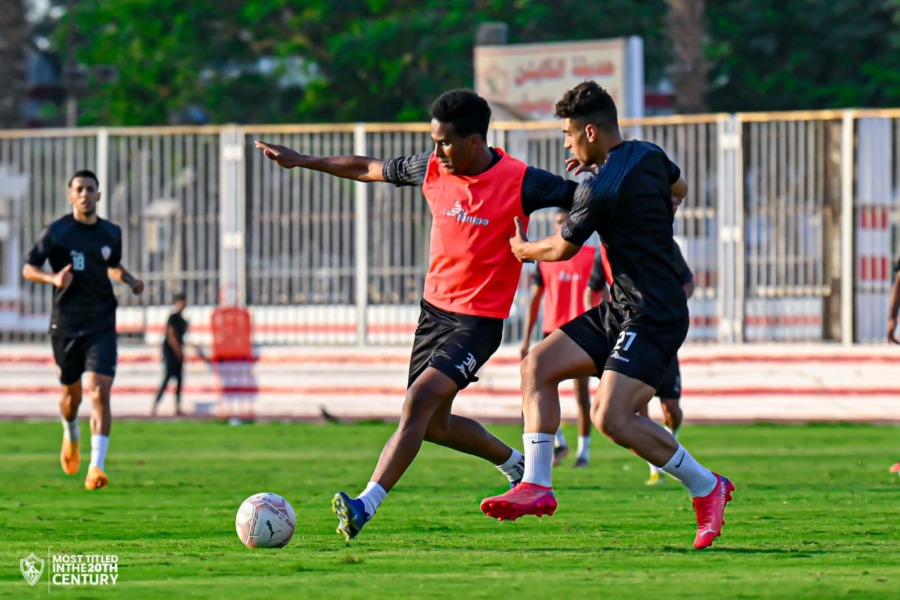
left=1, top=110, right=898, bottom=346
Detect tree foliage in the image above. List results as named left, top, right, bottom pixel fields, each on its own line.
left=706, top=0, right=900, bottom=111
left=0, top=0, right=29, bottom=128
left=60, top=0, right=668, bottom=125
left=41, top=0, right=900, bottom=125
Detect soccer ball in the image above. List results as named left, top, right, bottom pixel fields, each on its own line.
left=235, top=492, right=296, bottom=548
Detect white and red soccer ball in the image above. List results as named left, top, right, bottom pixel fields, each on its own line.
left=235, top=492, right=296, bottom=548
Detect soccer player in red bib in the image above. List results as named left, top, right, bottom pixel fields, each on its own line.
left=256, top=89, right=578, bottom=540
left=521, top=210, right=597, bottom=468
left=480, top=81, right=734, bottom=550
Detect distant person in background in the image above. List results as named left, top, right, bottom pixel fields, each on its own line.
left=152, top=292, right=189, bottom=417
left=521, top=210, right=596, bottom=468
left=22, top=169, right=144, bottom=491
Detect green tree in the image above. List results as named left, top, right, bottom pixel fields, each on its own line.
left=62, top=0, right=307, bottom=125
left=60, top=0, right=670, bottom=125
left=278, top=0, right=671, bottom=122
left=0, top=0, right=29, bottom=128
left=706, top=0, right=900, bottom=111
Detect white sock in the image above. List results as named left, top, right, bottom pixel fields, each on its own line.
left=648, top=462, right=664, bottom=475
left=89, top=435, right=109, bottom=470
left=61, top=415, right=79, bottom=442
left=576, top=435, right=591, bottom=460
left=554, top=427, right=567, bottom=449
left=496, top=448, right=524, bottom=483
left=660, top=444, right=717, bottom=497
left=523, top=432, right=555, bottom=487
left=358, top=481, right=386, bottom=517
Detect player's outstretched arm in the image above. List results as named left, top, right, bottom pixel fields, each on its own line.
left=23, top=263, right=72, bottom=289
left=509, top=217, right=580, bottom=263
left=255, top=140, right=386, bottom=183
left=108, top=265, right=144, bottom=295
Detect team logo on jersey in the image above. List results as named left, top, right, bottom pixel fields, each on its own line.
left=442, top=201, right=490, bottom=226
left=20, top=553, right=44, bottom=586
left=455, top=352, right=478, bottom=379
left=101, top=246, right=112, bottom=261
left=610, top=350, right=630, bottom=363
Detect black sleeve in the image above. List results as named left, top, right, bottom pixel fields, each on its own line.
left=531, top=263, right=545, bottom=288
left=24, top=226, right=53, bottom=267
left=649, top=143, right=681, bottom=185
left=382, top=152, right=431, bottom=187
left=894, top=256, right=900, bottom=273
left=587, top=246, right=606, bottom=291
left=520, top=167, right=578, bottom=215
left=109, top=227, right=122, bottom=269
left=672, top=243, right=694, bottom=284
left=560, top=178, right=615, bottom=247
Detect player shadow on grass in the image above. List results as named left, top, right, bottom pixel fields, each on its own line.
left=656, top=546, right=827, bottom=555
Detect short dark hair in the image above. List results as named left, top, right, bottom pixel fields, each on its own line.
left=429, top=89, right=491, bottom=140
left=173, top=292, right=187, bottom=302
left=554, top=81, right=618, bottom=131
left=68, top=170, right=99, bottom=188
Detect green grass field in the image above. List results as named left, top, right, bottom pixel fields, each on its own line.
left=0, top=420, right=897, bottom=599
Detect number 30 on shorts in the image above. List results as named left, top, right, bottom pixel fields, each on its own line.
left=613, top=331, right=637, bottom=353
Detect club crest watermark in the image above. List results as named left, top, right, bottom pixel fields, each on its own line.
left=20, top=554, right=44, bottom=586
left=19, top=552, right=119, bottom=588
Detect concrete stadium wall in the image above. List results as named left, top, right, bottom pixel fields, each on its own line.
left=2, top=344, right=898, bottom=423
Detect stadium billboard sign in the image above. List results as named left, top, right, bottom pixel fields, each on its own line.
left=475, top=37, right=644, bottom=120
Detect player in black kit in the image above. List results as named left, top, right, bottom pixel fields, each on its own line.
left=152, top=292, right=189, bottom=417
left=23, top=169, right=144, bottom=490
left=481, top=82, right=734, bottom=550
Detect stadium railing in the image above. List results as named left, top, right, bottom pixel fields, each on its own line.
left=1, top=110, right=898, bottom=346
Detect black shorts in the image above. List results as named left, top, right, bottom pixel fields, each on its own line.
left=408, top=300, right=504, bottom=390
left=560, top=303, right=688, bottom=390
left=656, top=355, right=682, bottom=400
left=162, top=352, right=184, bottom=378
left=51, top=329, right=118, bottom=385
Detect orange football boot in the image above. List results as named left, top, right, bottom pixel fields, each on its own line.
left=60, top=438, right=80, bottom=475
left=84, top=466, right=109, bottom=490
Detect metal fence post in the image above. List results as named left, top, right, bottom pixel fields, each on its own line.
left=220, top=126, right=246, bottom=307
left=716, top=115, right=744, bottom=343
left=840, top=111, right=855, bottom=345
left=96, top=128, right=109, bottom=219
left=354, top=123, right=369, bottom=345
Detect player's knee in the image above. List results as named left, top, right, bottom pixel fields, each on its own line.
left=400, top=387, right=440, bottom=430
left=519, top=355, right=538, bottom=390
left=593, top=406, right=627, bottom=441
left=423, top=416, right=451, bottom=444
left=520, top=352, right=556, bottom=391
left=61, top=380, right=80, bottom=398
left=82, top=377, right=110, bottom=406
left=661, top=401, right=682, bottom=422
